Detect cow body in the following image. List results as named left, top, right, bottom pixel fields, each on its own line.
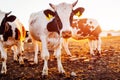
left=29, top=0, right=84, bottom=76
left=63, top=18, right=102, bottom=56
left=0, top=10, right=26, bottom=74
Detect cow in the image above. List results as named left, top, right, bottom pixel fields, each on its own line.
left=62, top=18, right=102, bottom=56
left=24, top=31, right=32, bottom=43
left=0, top=10, right=26, bottom=74
left=29, top=0, right=84, bottom=76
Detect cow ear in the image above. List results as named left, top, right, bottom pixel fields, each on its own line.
left=6, top=15, right=16, bottom=22
left=73, top=7, right=85, bottom=17
left=5, top=23, right=10, bottom=32
left=44, top=9, right=55, bottom=20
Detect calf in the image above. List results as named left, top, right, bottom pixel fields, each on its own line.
left=0, top=10, right=26, bottom=74
left=63, top=18, right=102, bottom=56
left=29, top=0, right=84, bottom=76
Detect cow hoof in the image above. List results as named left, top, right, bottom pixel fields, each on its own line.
left=20, top=64, right=24, bottom=67
left=59, top=73, right=66, bottom=77
left=67, top=54, right=72, bottom=57
left=29, top=62, right=38, bottom=67
left=24, top=58, right=28, bottom=62
left=41, top=75, right=48, bottom=79
left=14, top=60, right=18, bottom=63
left=96, top=52, right=101, bottom=56
left=0, top=73, right=7, bottom=77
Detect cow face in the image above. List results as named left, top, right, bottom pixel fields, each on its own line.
left=0, top=11, right=16, bottom=34
left=44, top=9, right=62, bottom=34
left=49, top=0, right=85, bottom=38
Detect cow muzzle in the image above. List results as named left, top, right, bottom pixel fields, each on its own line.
left=62, top=31, right=72, bottom=39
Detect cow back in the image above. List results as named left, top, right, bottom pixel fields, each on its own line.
left=72, top=18, right=102, bottom=37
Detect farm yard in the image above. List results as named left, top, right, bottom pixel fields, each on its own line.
left=0, top=36, right=120, bottom=80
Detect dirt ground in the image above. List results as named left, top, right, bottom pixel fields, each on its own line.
left=0, top=36, right=120, bottom=80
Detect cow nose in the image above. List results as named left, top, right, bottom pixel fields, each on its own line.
left=62, top=31, right=72, bottom=38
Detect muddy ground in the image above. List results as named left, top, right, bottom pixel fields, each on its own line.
left=0, top=36, right=120, bottom=80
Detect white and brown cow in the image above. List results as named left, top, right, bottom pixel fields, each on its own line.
left=0, top=10, right=26, bottom=74
left=63, top=18, right=102, bottom=56
left=29, top=0, right=84, bottom=76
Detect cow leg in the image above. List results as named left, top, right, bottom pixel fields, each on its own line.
left=0, top=42, right=7, bottom=74
left=93, top=40, right=97, bottom=51
left=33, top=40, right=39, bottom=64
left=89, top=40, right=95, bottom=55
left=21, top=41, right=24, bottom=52
left=97, top=37, right=101, bottom=54
left=54, top=45, right=65, bottom=74
left=62, top=38, right=71, bottom=56
left=17, top=41, right=24, bottom=65
left=41, top=36, right=49, bottom=76
left=92, top=40, right=99, bottom=55
left=11, top=45, right=19, bottom=61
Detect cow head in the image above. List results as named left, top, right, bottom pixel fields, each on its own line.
left=48, top=0, right=85, bottom=38
left=0, top=11, right=16, bottom=34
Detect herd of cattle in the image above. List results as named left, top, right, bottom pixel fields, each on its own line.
left=0, top=0, right=102, bottom=76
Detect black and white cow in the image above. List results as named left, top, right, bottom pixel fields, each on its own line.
left=29, top=0, right=84, bottom=76
left=0, top=10, right=26, bottom=74
left=24, top=31, right=32, bottom=43
left=63, top=18, right=102, bottom=56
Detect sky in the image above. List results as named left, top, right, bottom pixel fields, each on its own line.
left=0, top=0, right=120, bottom=31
